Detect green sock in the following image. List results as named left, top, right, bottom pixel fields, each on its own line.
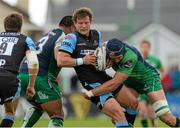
left=48, top=117, right=64, bottom=127
left=141, top=119, right=148, bottom=127
left=21, top=106, right=43, bottom=127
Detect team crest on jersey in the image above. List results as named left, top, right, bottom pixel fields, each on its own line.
left=64, top=35, right=72, bottom=40
left=123, top=60, right=133, bottom=68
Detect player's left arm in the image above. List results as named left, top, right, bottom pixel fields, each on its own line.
left=25, top=36, right=39, bottom=98
left=83, top=54, right=138, bottom=97
left=54, top=33, right=65, bottom=60
left=82, top=71, right=128, bottom=97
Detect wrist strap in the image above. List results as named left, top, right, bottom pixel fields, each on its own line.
left=74, top=58, right=85, bottom=66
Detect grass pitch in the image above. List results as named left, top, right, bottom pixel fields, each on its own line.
left=12, top=117, right=168, bottom=127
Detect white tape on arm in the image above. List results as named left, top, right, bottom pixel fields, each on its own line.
left=26, top=50, right=39, bottom=70
left=81, top=88, right=94, bottom=98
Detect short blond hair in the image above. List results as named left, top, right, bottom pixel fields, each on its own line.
left=73, top=7, right=93, bottom=22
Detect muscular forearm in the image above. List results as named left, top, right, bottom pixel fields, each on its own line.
left=57, top=51, right=95, bottom=67
left=91, top=72, right=128, bottom=97
left=28, top=68, right=38, bottom=87
left=57, top=55, right=76, bottom=67
left=57, top=56, right=85, bottom=67
left=92, top=79, right=119, bottom=96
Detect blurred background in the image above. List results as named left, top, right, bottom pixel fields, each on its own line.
left=0, top=0, right=180, bottom=127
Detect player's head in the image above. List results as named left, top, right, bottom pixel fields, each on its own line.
left=59, top=15, right=75, bottom=34
left=139, top=39, right=151, bottom=58
left=4, top=12, right=23, bottom=33
left=73, top=7, right=93, bottom=36
left=106, top=38, right=125, bottom=64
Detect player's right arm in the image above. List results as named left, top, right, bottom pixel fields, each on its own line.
left=54, top=33, right=65, bottom=60
left=57, top=34, right=95, bottom=67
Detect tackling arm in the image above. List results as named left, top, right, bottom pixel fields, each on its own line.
left=82, top=71, right=128, bottom=97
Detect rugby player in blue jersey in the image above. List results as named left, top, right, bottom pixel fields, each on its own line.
left=58, top=7, right=138, bottom=127
left=0, top=12, right=39, bottom=127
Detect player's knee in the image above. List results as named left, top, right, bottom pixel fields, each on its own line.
left=130, top=98, right=138, bottom=110
left=49, top=110, right=64, bottom=119
left=112, top=107, right=125, bottom=119
left=152, top=100, right=170, bottom=117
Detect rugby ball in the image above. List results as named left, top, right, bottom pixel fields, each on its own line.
left=94, top=45, right=107, bottom=71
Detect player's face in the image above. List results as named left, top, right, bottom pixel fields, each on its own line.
left=108, top=55, right=123, bottom=66
left=74, top=16, right=91, bottom=36
left=140, top=43, right=150, bottom=58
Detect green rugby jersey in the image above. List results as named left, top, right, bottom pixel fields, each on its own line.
left=48, top=50, right=61, bottom=79
left=112, top=45, right=160, bottom=84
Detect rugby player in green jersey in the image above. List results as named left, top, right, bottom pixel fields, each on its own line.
left=19, top=16, right=75, bottom=127
left=138, top=39, right=165, bottom=127
left=83, top=38, right=180, bottom=127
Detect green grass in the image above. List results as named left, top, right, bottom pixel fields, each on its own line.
left=12, top=117, right=169, bottom=127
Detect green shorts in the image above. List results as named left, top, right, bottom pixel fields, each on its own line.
left=18, top=73, right=62, bottom=103
left=124, top=76, right=162, bottom=94
left=138, top=94, right=152, bottom=104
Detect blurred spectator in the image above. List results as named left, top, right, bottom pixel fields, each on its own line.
left=138, top=39, right=165, bottom=127
left=70, top=74, right=79, bottom=92
left=161, top=72, right=172, bottom=92
left=69, top=74, right=90, bottom=119
left=169, top=65, right=180, bottom=91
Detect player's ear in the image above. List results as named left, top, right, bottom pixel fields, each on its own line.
left=115, top=55, right=123, bottom=62
left=119, top=55, right=123, bottom=59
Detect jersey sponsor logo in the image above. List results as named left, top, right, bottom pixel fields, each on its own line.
left=61, top=41, right=72, bottom=47
left=80, top=49, right=95, bottom=55
left=143, top=84, right=150, bottom=91
left=77, top=43, right=86, bottom=46
left=37, top=91, right=49, bottom=100
left=123, top=60, right=133, bottom=68
left=0, top=37, right=18, bottom=56
left=1, top=37, right=18, bottom=43
left=0, top=59, right=6, bottom=66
